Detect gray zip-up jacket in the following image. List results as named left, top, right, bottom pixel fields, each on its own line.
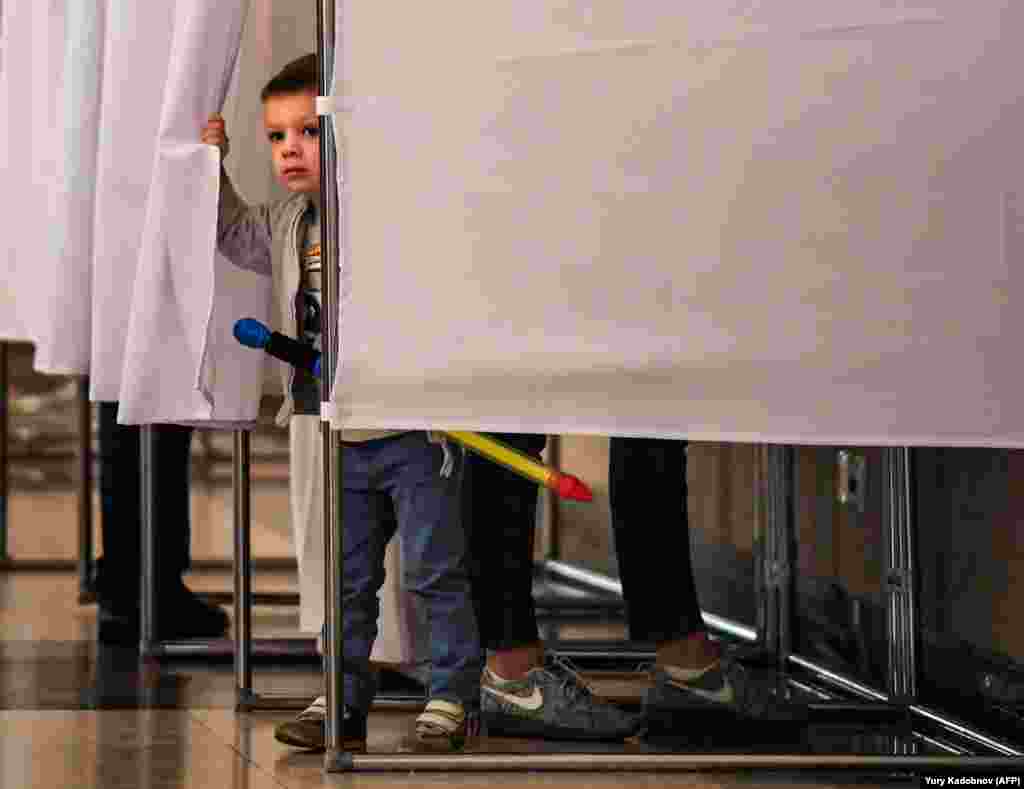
left=216, top=167, right=403, bottom=443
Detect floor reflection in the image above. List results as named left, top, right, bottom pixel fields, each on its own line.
left=0, top=635, right=952, bottom=758
left=0, top=639, right=321, bottom=712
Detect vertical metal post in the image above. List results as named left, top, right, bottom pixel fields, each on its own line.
left=884, top=446, right=918, bottom=753
left=140, top=425, right=159, bottom=653
left=761, top=445, right=795, bottom=669
left=759, top=446, right=779, bottom=654
left=777, top=446, right=795, bottom=668
left=77, top=378, right=95, bottom=602
left=317, top=0, right=350, bottom=773
left=544, top=436, right=561, bottom=560
left=233, top=430, right=253, bottom=704
left=754, top=447, right=771, bottom=649
left=0, top=341, right=9, bottom=561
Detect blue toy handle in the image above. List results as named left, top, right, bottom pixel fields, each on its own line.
left=233, top=318, right=272, bottom=349
left=233, top=317, right=323, bottom=379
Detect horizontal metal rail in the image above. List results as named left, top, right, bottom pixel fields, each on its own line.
left=339, top=753, right=1018, bottom=772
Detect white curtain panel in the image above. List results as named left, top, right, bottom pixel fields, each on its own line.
left=92, top=0, right=308, bottom=407
left=0, top=0, right=30, bottom=343
left=1, top=1, right=101, bottom=373
left=326, top=1, right=1024, bottom=447
left=328, top=0, right=353, bottom=417
left=34, top=1, right=104, bottom=374
left=0, top=2, right=67, bottom=349
left=88, top=0, right=177, bottom=401
left=117, top=0, right=271, bottom=424
left=0, top=0, right=29, bottom=343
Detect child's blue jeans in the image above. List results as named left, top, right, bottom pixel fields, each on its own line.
left=333, top=431, right=481, bottom=714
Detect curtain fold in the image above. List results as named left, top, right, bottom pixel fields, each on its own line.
left=117, top=0, right=269, bottom=425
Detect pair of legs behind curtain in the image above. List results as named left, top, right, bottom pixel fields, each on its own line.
left=280, top=431, right=804, bottom=748
left=93, top=401, right=228, bottom=645
left=461, top=434, right=702, bottom=740
left=466, top=434, right=806, bottom=735
left=465, top=434, right=702, bottom=650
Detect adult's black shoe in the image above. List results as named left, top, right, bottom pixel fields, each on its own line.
left=97, top=582, right=230, bottom=646
left=642, top=657, right=809, bottom=740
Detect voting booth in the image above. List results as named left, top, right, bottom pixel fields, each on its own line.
left=315, top=1, right=1024, bottom=769
left=3, top=0, right=1024, bottom=774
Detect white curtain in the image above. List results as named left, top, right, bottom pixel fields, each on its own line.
left=88, top=0, right=178, bottom=401
left=326, top=0, right=1024, bottom=448
left=0, top=0, right=29, bottom=342
left=116, top=0, right=267, bottom=424
left=38, top=1, right=104, bottom=374
left=7, top=1, right=1024, bottom=446
left=0, top=0, right=298, bottom=412
left=90, top=0, right=302, bottom=407
left=1, top=2, right=70, bottom=355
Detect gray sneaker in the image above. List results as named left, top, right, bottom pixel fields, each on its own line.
left=481, top=655, right=642, bottom=741
left=643, top=658, right=808, bottom=735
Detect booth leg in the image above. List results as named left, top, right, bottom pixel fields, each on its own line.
left=316, top=0, right=351, bottom=770
left=233, top=430, right=254, bottom=706
left=0, top=341, right=8, bottom=562
left=77, top=378, right=95, bottom=603
left=543, top=435, right=561, bottom=561
left=758, top=445, right=796, bottom=668
left=140, top=425, right=159, bottom=654
left=756, top=446, right=774, bottom=655
left=884, top=446, right=919, bottom=754
left=763, top=445, right=796, bottom=670
left=323, top=425, right=349, bottom=771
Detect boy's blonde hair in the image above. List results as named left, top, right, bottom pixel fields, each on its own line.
left=261, top=53, right=318, bottom=102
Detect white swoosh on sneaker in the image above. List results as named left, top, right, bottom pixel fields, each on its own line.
left=483, top=685, right=544, bottom=712
left=665, top=673, right=736, bottom=705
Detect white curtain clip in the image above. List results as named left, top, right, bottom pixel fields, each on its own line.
left=315, top=95, right=355, bottom=117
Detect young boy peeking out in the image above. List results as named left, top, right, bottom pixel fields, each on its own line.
left=202, top=53, right=482, bottom=750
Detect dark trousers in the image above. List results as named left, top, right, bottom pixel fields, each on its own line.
left=95, top=401, right=193, bottom=605
left=465, top=433, right=704, bottom=649
left=609, top=436, right=704, bottom=642
left=463, top=433, right=547, bottom=650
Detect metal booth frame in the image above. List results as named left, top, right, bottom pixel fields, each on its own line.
left=311, top=0, right=1023, bottom=772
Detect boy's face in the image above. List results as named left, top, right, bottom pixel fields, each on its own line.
left=263, top=90, right=321, bottom=194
